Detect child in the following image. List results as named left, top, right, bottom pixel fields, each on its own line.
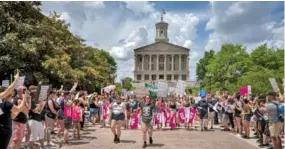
left=72, top=100, right=82, bottom=140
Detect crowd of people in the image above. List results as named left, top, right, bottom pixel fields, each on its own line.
left=0, top=71, right=284, bottom=149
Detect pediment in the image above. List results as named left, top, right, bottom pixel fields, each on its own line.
left=134, top=41, right=190, bottom=53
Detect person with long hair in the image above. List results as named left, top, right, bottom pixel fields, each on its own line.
left=72, top=99, right=82, bottom=140
left=89, top=95, right=101, bottom=125
left=242, top=98, right=252, bottom=139
left=234, top=93, right=243, bottom=136
left=109, top=96, right=127, bottom=143
left=63, top=91, right=73, bottom=146
left=45, top=90, right=59, bottom=146
left=27, top=86, right=45, bottom=149
left=0, top=71, right=29, bottom=149
left=139, top=95, right=155, bottom=148
left=56, top=91, right=65, bottom=138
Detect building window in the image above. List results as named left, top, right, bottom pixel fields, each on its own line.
left=144, top=74, right=149, bottom=80
left=159, top=75, right=164, bottom=80
left=174, top=75, right=179, bottom=80
left=182, top=75, right=187, bottom=81
left=137, top=75, right=141, bottom=80
left=167, top=75, right=171, bottom=81
left=152, top=75, right=156, bottom=80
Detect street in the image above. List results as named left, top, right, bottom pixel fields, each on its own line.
left=58, top=125, right=258, bottom=149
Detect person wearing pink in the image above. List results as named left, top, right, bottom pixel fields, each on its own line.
left=72, top=100, right=82, bottom=140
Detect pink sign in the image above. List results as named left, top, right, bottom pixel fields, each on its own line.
left=189, top=109, right=197, bottom=124
left=169, top=112, right=177, bottom=129
left=165, top=108, right=171, bottom=123
left=154, top=112, right=161, bottom=124
left=239, top=87, right=248, bottom=96
left=178, top=108, right=185, bottom=124
left=103, top=104, right=109, bottom=120
left=130, top=113, right=139, bottom=129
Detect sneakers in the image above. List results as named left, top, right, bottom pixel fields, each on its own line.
left=142, top=142, right=147, bottom=148
left=149, top=137, right=153, bottom=144
left=114, top=135, right=118, bottom=143
left=204, top=127, right=208, bottom=131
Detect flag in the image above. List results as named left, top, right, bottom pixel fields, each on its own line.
left=162, top=10, right=166, bottom=15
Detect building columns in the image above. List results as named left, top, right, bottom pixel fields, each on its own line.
left=142, top=55, right=144, bottom=71
left=179, top=54, right=181, bottom=71
left=164, top=55, right=166, bottom=71
left=171, top=54, right=174, bottom=71
left=156, top=55, right=159, bottom=71
left=149, top=55, right=152, bottom=71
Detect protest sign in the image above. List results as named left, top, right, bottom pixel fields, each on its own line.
left=175, top=80, right=186, bottom=96
left=157, top=82, right=168, bottom=97
left=1, top=80, right=9, bottom=87
left=248, top=85, right=252, bottom=95
left=144, top=83, right=158, bottom=92
left=239, top=87, right=248, bottom=96
left=269, top=78, right=279, bottom=92
left=15, top=76, right=25, bottom=89
left=36, top=85, right=51, bottom=102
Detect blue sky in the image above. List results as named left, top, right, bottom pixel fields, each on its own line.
left=39, top=1, right=284, bottom=82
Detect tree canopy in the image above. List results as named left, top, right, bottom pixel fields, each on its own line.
left=0, top=2, right=117, bottom=92
left=196, top=44, right=284, bottom=95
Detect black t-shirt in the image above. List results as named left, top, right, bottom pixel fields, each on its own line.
left=197, top=100, right=209, bottom=112
left=29, top=101, right=41, bottom=122
left=89, top=101, right=98, bottom=108
left=0, top=100, right=14, bottom=131
left=208, top=99, right=218, bottom=112
left=13, top=96, right=27, bottom=124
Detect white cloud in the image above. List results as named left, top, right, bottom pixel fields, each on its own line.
left=125, top=1, right=155, bottom=16
left=84, top=1, right=105, bottom=8
left=205, top=1, right=284, bottom=52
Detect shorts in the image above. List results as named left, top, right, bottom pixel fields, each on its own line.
left=28, top=120, right=44, bottom=142
left=12, top=121, right=25, bottom=141
left=269, top=121, right=282, bottom=137
left=141, top=117, right=153, bottom=128
left=90, top=108, right=100, bottom=116
left=244, top=114, right=252, bottom=121
left=111, top=113, right=125, bottom=121
left=64, top=117, right=72, bottom=129
left=199, top=110, right=208, bottom=119
left=73, top=120, right=80, bottom=124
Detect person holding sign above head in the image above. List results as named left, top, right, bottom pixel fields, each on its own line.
left=138, top=95, right=155, bottom=148
left=0, top=71, right=29, bottom=149
left=109, top=96, right=127, bottom=143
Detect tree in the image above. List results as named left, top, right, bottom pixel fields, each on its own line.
left=121, top=77, right=135, bottom=91
left=0, top=2, right=117, bottom=93
left=196, top=50, right=215, bottom=87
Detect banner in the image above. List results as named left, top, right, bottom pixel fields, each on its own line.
left=269, top=78, right=279, bottom=92
left=103, top=104, right=110, bottom=120
left=129, top=113, right=139, bottom=129
left=144, top=83, right=158, bottom=92
left=15, top=76, right=25, bottom=89
left=189, top=109, right=197, bottom=124
left=175, top=80, right=186, bottom=96
left=1, top=80, right=9, bottom=87
left=157, top=82, right=168, bottom=97
left=169, top=112, right=177, bottom=129
left=239, top=87, right=248, bottom=96
left=178, top=108, right=185, bottom=124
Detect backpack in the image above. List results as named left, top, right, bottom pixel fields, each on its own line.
left=271, top=102, right=284, bottom=122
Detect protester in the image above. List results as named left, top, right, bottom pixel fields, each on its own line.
left=109, top=96, right=127, bottom=143
left=242, top=98, right=253, bottom=139
left=89, top=95, right=100, bottom=125
left=196, top=96, right=209, bottom=131
left=45, top=90, right=58, bottom=146
left=139, top=95, right=155, bottom=148
left=72, top=99, right=82, bottom=140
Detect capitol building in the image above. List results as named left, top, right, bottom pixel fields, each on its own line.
left=133, top=17, right=190, bottom=82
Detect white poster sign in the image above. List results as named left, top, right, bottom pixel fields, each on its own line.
left=157, top=82, right=168, bottom=97
left=38, top=85, right=50, bottom=101
left=15, top=76, right=25, bottom=89
left=1, top=80, right=9, bottom=87
left=175, top=80, right=186, bottom=96
left=269, top=78, right=279, bottom=92
left=248, top=85, right=252, bottom=95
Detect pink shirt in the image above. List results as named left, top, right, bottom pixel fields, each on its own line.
left=72, top=106, right=81, bottom=121
left=64, top=100, right=72, bottom=117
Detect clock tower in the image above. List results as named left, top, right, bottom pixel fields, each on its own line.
left=155, top=12, right=169, bottom=43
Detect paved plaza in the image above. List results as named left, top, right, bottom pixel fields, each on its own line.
left=56, top=125, right=259, bottom=149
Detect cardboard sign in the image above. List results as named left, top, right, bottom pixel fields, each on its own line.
left=269, top=78, right=279, bottom=92
left=157, top=82, right=168, bottom=97
left=175, top=80, right=186, bottom=96
left=248, top=85, right=252, bottom=95
left=15, top=76, right=25, bottom=89
left=1, top=80, right=9, bottom=87
left=36, top=85, right=52, bottom=102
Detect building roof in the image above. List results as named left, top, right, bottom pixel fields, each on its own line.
left=134, top=41, right=190, bottom=52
